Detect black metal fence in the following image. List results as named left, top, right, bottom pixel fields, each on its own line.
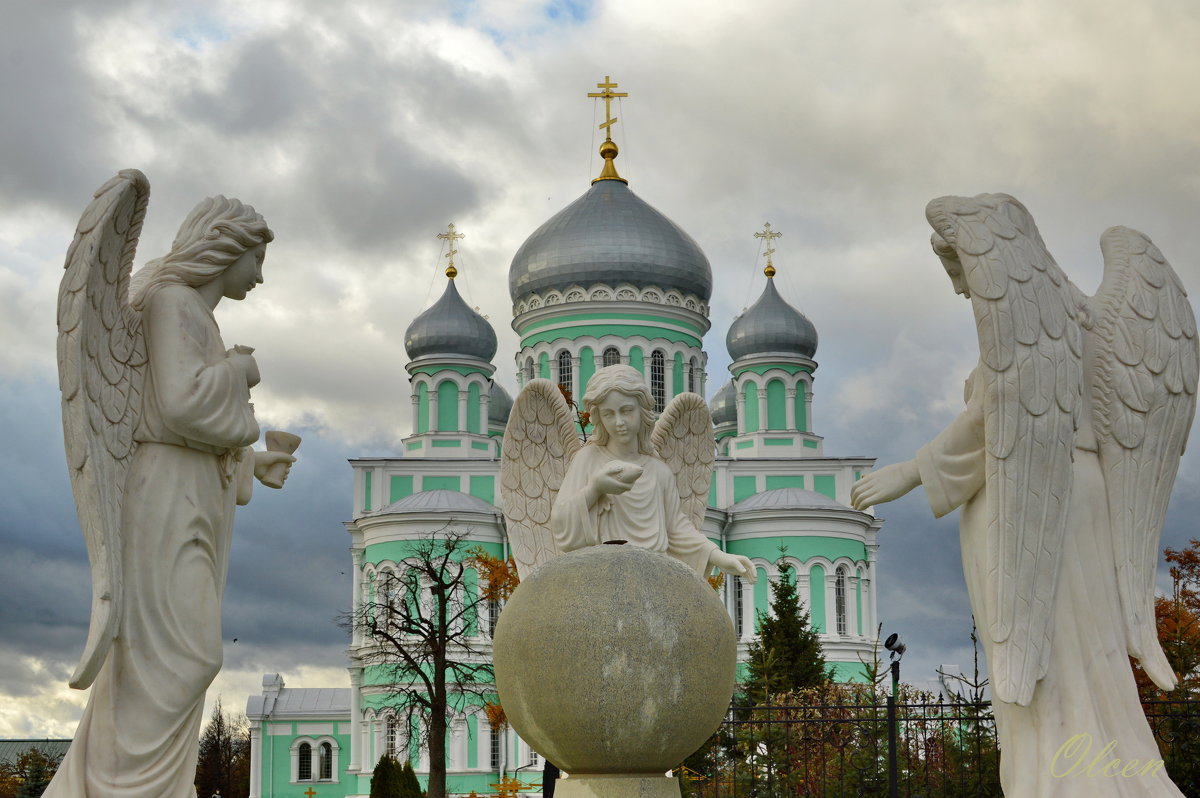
left=679, top=694, right=1200, bottom=798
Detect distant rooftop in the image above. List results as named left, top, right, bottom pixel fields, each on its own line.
left=0, top=739, right=70, bottom=766
left=246, top=673, right=351, bottom=719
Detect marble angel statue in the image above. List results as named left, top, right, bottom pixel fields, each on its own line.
left=501, top=364, right=755, bottom=584
left=48, top=169, right=297, bottom=798
left=851, top=193, right=1197, bottom=797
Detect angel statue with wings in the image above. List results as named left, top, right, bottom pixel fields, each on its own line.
left=851, top=194, right=1197, bottom=797
left=47, top=170, right=297, bottom=798
left=502, top=364, right=755, bottom=585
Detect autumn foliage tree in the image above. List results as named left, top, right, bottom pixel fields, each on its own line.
left=1133, top=537, right=1200, bottom=698
left=194, top=697, right=251, bottom=798
left=0, top=748, right=61, bottom=798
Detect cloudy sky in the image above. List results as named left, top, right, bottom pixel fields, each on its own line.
left=4, top=0, right=1200, bottom=736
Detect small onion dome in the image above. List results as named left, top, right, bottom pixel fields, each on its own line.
left=730, top=488, right=847, bottom=513
left=405, top=279, right=497, bottom=362
left=489, top=381, right=513, bottom=426
left=725, top=278, right=817, bottom=361
left=709, top=380, right=737, bottom=427
left=508, top=180, right=712, bottom=303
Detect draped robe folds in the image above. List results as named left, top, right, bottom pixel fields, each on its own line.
left=915, top=369, right=1183, bottom=797
left=47, top=285, right=258, bottom=798
left=551, top=445, right=717, bottom=576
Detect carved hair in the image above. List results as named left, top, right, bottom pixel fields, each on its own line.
left=582, top=364, right=657, bottom=454
left=130, top=195, right=274, bottom=310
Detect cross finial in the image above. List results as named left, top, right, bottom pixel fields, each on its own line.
left=754, top=223, right=782, bottom=278
left=587, top=76, right=629, bottom=184
left=437, top=223, right=466, bottom=279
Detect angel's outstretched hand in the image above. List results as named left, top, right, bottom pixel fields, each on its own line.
left=253, top=450, right=296, bottom=488
left=850, top=461, right=920, bottom=510
left=710, top=550, right=757, bottom=583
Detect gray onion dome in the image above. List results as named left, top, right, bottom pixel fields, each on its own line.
left=404, top=279, right=497, bottom=362
left=488, top=381, right=513, bottom=426
left=726, top=278, right=817, bottom=361
left=709, top=380, right=737, bottom=427
left=508, top=180, right=712, bottom=303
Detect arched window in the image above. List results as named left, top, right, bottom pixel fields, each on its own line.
left=602, top=346, right=621, bottom=367
left=524, top=357, right=535, bottom=383
left=386, top=717, right=399, bottom=757
left=557, top=350, right=573, bottom=393
left=688, top=356, right=699, bottom=393
left=319, top=741, right=333, bottom=780
left=298, top=742, right=313, bottom=781
left=650, top=350, right=666, bottom=412
left=835, top=566, right=848, bottom=636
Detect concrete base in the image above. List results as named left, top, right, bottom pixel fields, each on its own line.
left=555, top=775, right=681, bottom=798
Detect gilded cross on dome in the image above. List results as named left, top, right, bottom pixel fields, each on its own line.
left=754, top=223, right=782, bottom=278
left=437, top=223, right=466, bottom=279
left=587, top=76, right=629, bottom=184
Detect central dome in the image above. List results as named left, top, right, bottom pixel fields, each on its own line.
left=508, top=180, right=712, bottom=303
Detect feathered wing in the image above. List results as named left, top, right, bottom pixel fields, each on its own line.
left=499, top=379, right=581, bottom=580
left=651, top=393, right=716, bottom=532
left=58, top=169, right=150, bottom=689
left=926, top=193, right=1083, bottom=706
left=1089, top=226, right=1199, bottom=691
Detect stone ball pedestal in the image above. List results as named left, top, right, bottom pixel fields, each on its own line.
left=493, top=544, right=737, bottom=798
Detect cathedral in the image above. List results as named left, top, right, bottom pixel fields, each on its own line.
left=245, top=80, right=885, bottom=798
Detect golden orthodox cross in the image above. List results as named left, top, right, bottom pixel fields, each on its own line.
left=754, top=223, right=782, bottom=277
left=587, top=76, right=628, bottom=140
left=303, top=788, right=317, bottom=798
left=437, top=223, right=466, bottom=279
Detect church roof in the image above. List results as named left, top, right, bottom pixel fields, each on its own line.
left=508, top=179, right=712, bottom=303
left=730, top=488, right=847, bottom=512
left=489, top=381, right=513, bottom=426
left=246, top=687, right=350, bottom=718
left=710, top=380, right=737, bottom=427
left=726, top=277, right=818, bottom=361
left=405, top=279, right=497, bottom=362
left=374, top=489, right=499, bottom=516
left=0, top=740, right=70, bottom=766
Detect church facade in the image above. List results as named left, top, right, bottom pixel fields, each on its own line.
left=246, top=83, right=884, bottom=798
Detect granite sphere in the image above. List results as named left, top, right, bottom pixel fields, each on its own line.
left=493, top=544, right=736, bottom=774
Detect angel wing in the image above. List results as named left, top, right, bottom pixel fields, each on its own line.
left=650, top=392, right=716, bottom=533
left=926, top=193, right=1083, bottom=706
left=1088, top=226, right=1199, bottom=691
left=58, top=169, right=150, bottom=689
left=500, top=379, right=582, bottom=580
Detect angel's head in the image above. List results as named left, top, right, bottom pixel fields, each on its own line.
left=130, top=195, right=274, bottom=310
left=582, top=365, right=657, bottom=454
left=931, top=232, right=971, bottom=300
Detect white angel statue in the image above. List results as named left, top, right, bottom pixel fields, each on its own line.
left=851, top=193, right=1197, bottom=797
left=501, top=364, right=755, bottom=584
left=48, top=170, right=297, bottom=798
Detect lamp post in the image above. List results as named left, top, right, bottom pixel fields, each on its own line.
left=884, top=632, right=906, bottom=798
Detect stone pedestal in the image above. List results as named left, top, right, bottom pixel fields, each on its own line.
left=493, top=544, right=736, bottom=790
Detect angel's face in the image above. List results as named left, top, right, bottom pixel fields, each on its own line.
left=221, top=244, right=267, bottom=301
left=941, top=258, right=971, bottom=299
left=596, top=391, right=640, bottom=447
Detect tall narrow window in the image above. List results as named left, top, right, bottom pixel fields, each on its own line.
left=733, top=576, right=744, bottom=637
left=688, top=357, right=698, bottom=393
left=298, top=742, right=313, bottom=781
left=602, top=346, right=621, bottom=367
left=650, top=350, right=666, bottom=412
left=319, top=742, right=333, bottom=780
left=835, top=566, right=848, bottom=636
left=557, top=350, right=573, bottom=394
left=490, top=726, right=502, bottom=771
left=386, top=718, right=399, bottom=757
left=524, top=357, right=535, bottom=383
left=488, top=599, right=502, bottom=637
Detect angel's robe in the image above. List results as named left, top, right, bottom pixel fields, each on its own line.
left=551, top=444, right=717, bottom=576
left=915, top=368, right=1183, bottom=798
left=46, top=284, right=258, bottom=798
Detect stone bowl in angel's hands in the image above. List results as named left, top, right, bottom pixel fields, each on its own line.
left=594, top=460, right=644, bottom=496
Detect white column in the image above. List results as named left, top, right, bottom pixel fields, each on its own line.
left=480, top=385, right=491, bottom=434
left=351, top=549, right=364, bottom=647
left=735, top=385, right=746, bottom=435
left=785, top=386, right=797, bottom=430
left=248, top=721, right=262, bottom=798
left=757, top=390, right=768, bottom=432
left=349, top=669, right=363, bottom=771
left=411, top=393, right=420, bottom=435
left=458, top=389, right=468, bottom=432
left=428, top=391, right=439, bottom=432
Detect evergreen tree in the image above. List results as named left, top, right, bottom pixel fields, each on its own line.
left=398, top=760, right=424, bottom=798
left=14, top=756, right=52, bottom=798
left=744, top=562, right=831, bottom=703
left=370, top=754, right=401, bottom=798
